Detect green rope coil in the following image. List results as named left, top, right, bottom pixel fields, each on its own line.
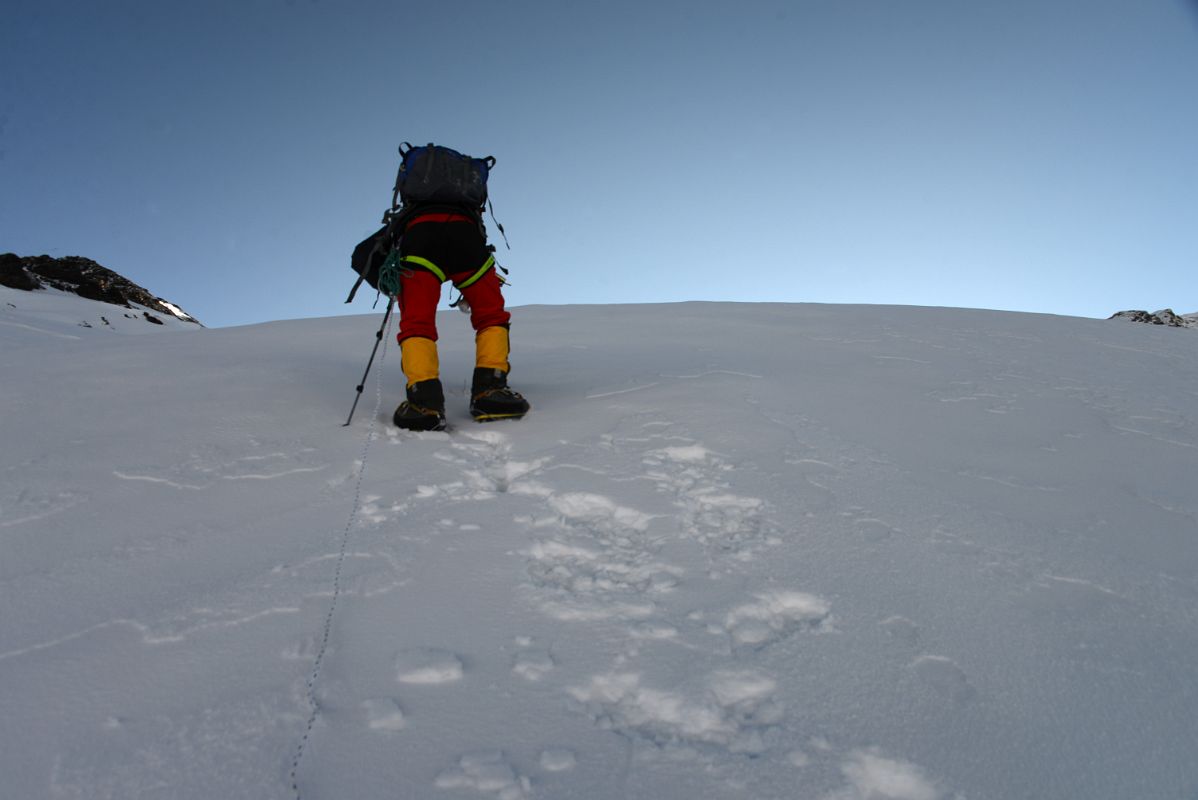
left=377, top=248, right=403, bottom=297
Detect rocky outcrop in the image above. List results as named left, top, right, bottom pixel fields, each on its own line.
left=0, top=253, right=202, bottom=325
left=1109, top=309, right=1198, bottom=329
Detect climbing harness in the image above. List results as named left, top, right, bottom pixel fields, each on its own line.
left=400, top=253, right=497, bottom=289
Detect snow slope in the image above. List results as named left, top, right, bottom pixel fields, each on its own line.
left=1, top=300, right=1196, bottom=800
left=1, top=284, right=202, bottom=340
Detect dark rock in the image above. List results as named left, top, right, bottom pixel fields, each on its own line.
left=1152, top=309, right=1189, bottom=327
left=0, top=253, right=202, bottom=326
left=1109, top=310, right=1158, bottom=324
left=75, top=280, right=133, bottom=307
left=1109, top=309, right=1197, bottom=329
left=0, top=253, right=40, bottom=290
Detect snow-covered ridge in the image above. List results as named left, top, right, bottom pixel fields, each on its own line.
left=0, top=252, right=202, bottom=330
left=1109, top=308, right=1198, bottom=328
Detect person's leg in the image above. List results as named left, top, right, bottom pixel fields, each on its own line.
left=458, top=268, right=512, bottom=372
left=454, top=268, right=528, bottom=421
left=393, top=268, right=447, bottom=430
left=397, top=268, right=442, bottom=387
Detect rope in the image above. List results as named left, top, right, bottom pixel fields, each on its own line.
left=290, top=305, right=395, bottom=799
left=377, top=249, right=404, bottom=298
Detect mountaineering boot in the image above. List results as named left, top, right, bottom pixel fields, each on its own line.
left=394, top=379, right=446, bottom=431
left=395, top=336, right=444, bottom=429
left=470, top=367, right=529, bottom=422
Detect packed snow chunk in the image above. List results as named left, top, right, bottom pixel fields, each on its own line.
left=362, top=697, right=407, bottom=731
left=538, top=748, right=577, bottom=772
left=501, top=457, right=551, bottom=485
left=528, top=539, right=601, bottom=564
left=527, top=538, right=681, bottom=596
left=629, top=621, right=680, bottom=640
left=657, top=444, right=712, bottom=463
left=395, top=648, right=465, bottom=685
left=724, top=590, right=832, bottom=645
left=434, top=750, right=530, bottom=799
left=706, top=669, right=779, bottom=710
left=567, top=670, right=781, bottom=752
left=511, top=648, right=556, bottom=682
left=830, top=748, right=946, bottom=800
left=539, top=599, right=657, bottom=622
left=548, top=492, right=654, bottom=531
left=569, top=672, right=733, bottom=742
left=694, top=491, right=764, bottom=511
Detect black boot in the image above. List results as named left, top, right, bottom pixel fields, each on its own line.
left=394, top=379, right=447, bottom=431
left=470, top=368, right=530, bottom=422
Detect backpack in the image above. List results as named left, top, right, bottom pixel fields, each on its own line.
left=346, top=143, right=502, bottom=303
left=392, top=142, right=495, bottom=210
left=347, top=224, right=392, bottom=301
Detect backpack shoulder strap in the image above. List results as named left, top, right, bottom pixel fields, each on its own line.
left=390, top=143, right=414, bottom=212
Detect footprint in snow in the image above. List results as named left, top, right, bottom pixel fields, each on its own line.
left=567, top=669, right=782, bottom=756
left=641, top=438, right=776, bottom=564
left=910, top=654, right=976, bottom=705
left=511, top=647, right=556, bottom=682
left=395, top=648, right=465, bottom=685
left=408, top=430, right=550, bottom=499
left=717, top=590, right=832, bottom=648
left=828, top=747, right=951, bottom=800
left=521, top=487, right=680, bottom=623
left=281, top=635, right=320, bottom=661
left=361, top=697, right=407, bottom=731
left=879, top=616, right=921, bottom=646
left=434, top=750, right=531, bottom=799
left=539, top=748, right=576, bottom=772
left=855, top=516, right=898, bottom=542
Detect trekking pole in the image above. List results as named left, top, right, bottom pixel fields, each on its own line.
left=343, top=296, right=396, bottom=426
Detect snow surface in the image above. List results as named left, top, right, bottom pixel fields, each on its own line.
left=1, top=297, right=1196, bottom=800
left=1, top=285, right=202, bottom=339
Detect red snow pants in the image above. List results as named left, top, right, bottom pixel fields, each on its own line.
left=396, top=266, right=511, bottom=342
left=394, top=217, right=511, bottom=342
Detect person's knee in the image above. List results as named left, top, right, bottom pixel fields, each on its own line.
left=398, top=268, right=444, bottom=342
left=470, top=307, right=511, bottom=331
left=397, top=322, right=439, bottom=342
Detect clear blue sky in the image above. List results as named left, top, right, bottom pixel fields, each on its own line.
left=3, top=0, right=1196, bottom=328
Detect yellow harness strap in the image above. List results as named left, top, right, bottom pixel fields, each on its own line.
left=401, top=254, right=496, bottom=290
left=400, top=255, right=447, bottom=282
